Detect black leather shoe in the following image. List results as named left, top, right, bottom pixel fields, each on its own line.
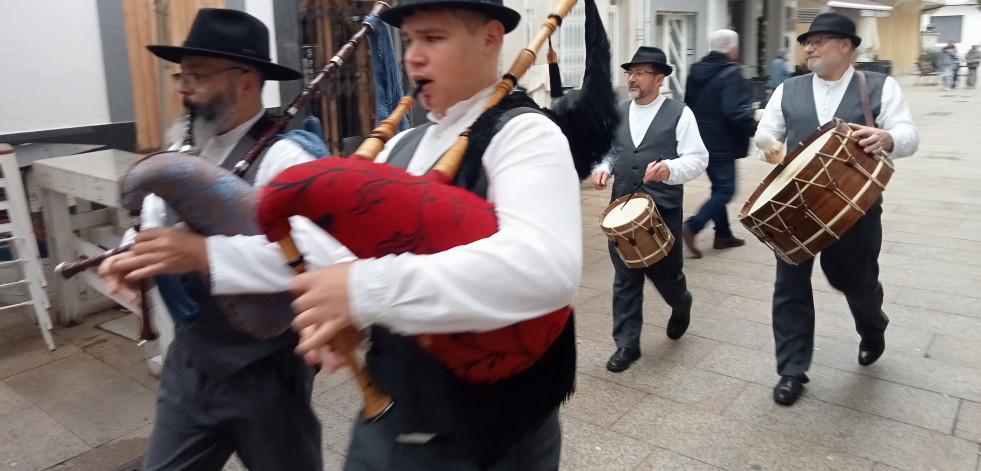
left=773, top=376, right=805, bottom=405
left=858, top=337, right=886, bottom=366
left=606, top=347, right=641, bottom=372
left=666, top=292, right=693, bottom=340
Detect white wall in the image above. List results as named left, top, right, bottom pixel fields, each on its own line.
left=0, top=0, right=111, bottom=135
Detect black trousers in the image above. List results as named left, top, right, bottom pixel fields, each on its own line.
left=142, top=345, right=322, bottom=471
left=343, top=409, right=561, bottom=471
left=609, top=206, right=691, bottom=350
left=772, top=201, right=890, bottom=379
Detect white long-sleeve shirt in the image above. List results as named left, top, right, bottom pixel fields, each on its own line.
left=124, top=110, right=355, bottom=294
left=592, top=94, right=709, bottom=184
left=755, top=66, right=919, bottom=159
left=347, top=84, right=583, bottom=335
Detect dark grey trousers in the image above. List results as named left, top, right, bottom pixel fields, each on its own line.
left=342, top=408, right=561, bottom=471
left=772, top=201, right=890, bottom=379
left=141, top=345, right=323, bottom=471
left=609, top=206, right=691, bottom=350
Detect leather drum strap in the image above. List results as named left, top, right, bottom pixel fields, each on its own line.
left=857, top=71, right=875, bottom=127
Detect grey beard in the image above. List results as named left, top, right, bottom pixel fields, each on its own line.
left=164, top=114, right=220, bottom=152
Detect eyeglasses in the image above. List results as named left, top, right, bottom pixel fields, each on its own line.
left=799, top=35, right=842, bottom=49
left=171, top=67, right=247, bottom=87
left=623, top=70, right=658, bottom=78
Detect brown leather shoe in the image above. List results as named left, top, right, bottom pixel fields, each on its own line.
left=682, top=224, right=702, bottom=258
left=713, top=235, right=745, bottom=250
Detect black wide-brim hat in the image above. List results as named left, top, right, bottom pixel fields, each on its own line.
left=380, top=0, right=521, bottom=33
left=797, top=12, right=862, bottom=48
left=147, top=8, right=301, bottom=81
left=620, top=46, right=673, bottom=76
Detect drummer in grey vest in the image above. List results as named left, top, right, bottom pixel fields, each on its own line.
left=592, top=46, right=708, bottom=373
left=755, top=12, right=919, bottom=406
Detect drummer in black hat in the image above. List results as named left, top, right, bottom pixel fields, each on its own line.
left=754, top=11, right=919, bottom=406
left=590, top=45, right=707, bottom=373
left=99, top=8, right=335, bottom=470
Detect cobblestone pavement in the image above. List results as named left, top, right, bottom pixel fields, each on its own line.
left=1, top=75, right=978, bottom=471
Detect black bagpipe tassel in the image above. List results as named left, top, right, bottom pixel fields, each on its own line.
left=548, top=38, right=564, bottom=99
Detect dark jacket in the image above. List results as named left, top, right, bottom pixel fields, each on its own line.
left=684, top=51, right=758, bottom=161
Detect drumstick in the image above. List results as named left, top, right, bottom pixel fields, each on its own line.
left=619, top=157, right=662, bottom=210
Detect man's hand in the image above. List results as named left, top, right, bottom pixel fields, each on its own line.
left=290, top=262, right=353, bottom=358
left=848, top=123, right=894, bottom=154
left=643, top=160, right=671, bottom=183
left=592, top=171, right=610, bottom=190
left=764, top=142, right=786, bottom=165
left=98, top=252, right=142, bottom=306
left=297, top=326, right=348, bottom=370
left=110, top=227, right=208, bottom=283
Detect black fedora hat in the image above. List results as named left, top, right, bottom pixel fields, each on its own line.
left=380, top=0, right=521, bottom=33
left=621, top=46, right=673, bottom=76
left=797, top=12, right=862, bottom=48
left=147, top=8, right=301, bottom=81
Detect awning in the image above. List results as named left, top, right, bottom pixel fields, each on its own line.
left=826, top=0, right=893, bottom=11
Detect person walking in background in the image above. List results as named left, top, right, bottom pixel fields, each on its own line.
left=939, top=42, right=958, bottom=91
left=592, top=46, right=708, bottom=373
left=681, top=29, right=758, bottom=258
left=755, top=12, right=919, bottom=406
left=966, top=45, right=979, bottom=89
left=766, top=48, right=793, bottom=102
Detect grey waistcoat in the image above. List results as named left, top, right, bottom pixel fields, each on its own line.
left=610, top=98, right=686, bottom=209
left=781, top=71, right=885, bottom=154
left=172, top=113, right=297, bottom=379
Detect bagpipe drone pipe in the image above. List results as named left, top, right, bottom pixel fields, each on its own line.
left=256, top=0, right=618, bottom=384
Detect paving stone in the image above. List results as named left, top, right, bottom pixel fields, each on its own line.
left=886, top=303, right=981, bottom=343
left=0, top=379, right=31, bottom=416
left=892, top=286, right=981, bottom=319
left=610, top=394, right=874, bottom=470
left=881, top=228, right=981, bottom=253
left=927, top=335, right=981, bottom=371
left=573, top=285, right=606, bottom=309
left=576, top=332, right=720, bottom=379
left=724, top=383, right=979, bottom=471
left=581, top=257, right=616, bottom=292
left=0, top=406, right=90, bottom=471
left=0, top=319, right=80, bottom=379
left=311, top=377, right=363, bottom=421
left=562, top=372, right=648, bottom=428
left=51, top=436, right=148, bottom=471
left=314, top=405, right=355, bottom=457
left=699, top=343, right=961, bottom=433
left=632, top=447, right=724, bottom=470
left=559, top=414, right=655, bottom=471
left=955, top=401, right=981, bottom=443
left=4, top=354, right=156, bottom=447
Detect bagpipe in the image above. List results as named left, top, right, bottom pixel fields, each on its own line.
left=54, top=2, right=398, bottom=419
left=257, top=0, right=617, bottom=385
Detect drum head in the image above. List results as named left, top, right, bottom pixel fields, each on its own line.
left=601, top=195, right=652, bottom=229
left=748, top=128, right=836, bottom=214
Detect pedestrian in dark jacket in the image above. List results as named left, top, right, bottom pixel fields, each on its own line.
left=681, top=29, right=758, bottom=257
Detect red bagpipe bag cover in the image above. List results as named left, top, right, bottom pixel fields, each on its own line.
left=256, top=156, right=569, bottom=383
